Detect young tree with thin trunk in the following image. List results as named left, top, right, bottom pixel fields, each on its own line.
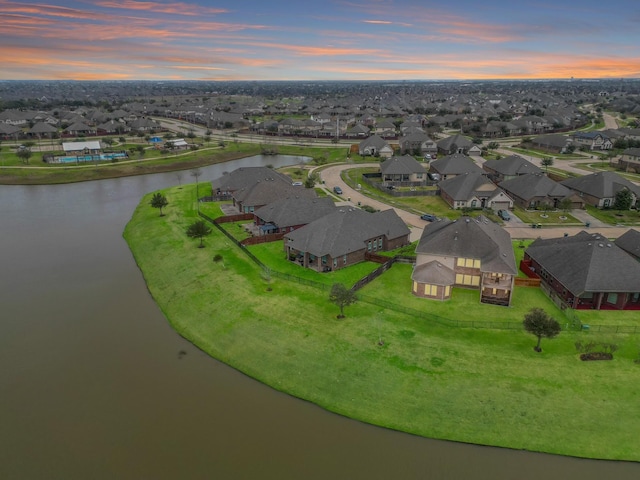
left=541, top=157, right=554, bottom=174
left=329, top=283, right=357, bottom=319
left=523, top=307, right=561, bottom=352
left=186, top=220, right=212, bottom=248
left=190, top=168, right=203, bottom=201
left=150, top=192, right=168, bottom=216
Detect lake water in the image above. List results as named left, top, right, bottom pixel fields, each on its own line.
left=0, top=155, right=637, bottom=479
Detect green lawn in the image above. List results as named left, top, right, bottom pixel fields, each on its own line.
left=513, top=207, right=581, bottom=225
left=124, top=184, right=640, bottom=461
left=585, top=205, right=640, bottom=225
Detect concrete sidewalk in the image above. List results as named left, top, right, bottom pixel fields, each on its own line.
left=316, top=162, right=634, bottom=242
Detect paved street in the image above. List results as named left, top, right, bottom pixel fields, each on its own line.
left=316, top=162, right=634, bottom=242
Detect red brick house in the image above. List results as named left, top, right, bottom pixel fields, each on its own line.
left=523, top=231, right=640, bottom=310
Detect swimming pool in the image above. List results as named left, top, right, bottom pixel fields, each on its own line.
left=56, top=152, right=128, bottom=163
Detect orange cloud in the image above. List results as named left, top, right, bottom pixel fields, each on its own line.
left=0, top=1, right=113, bottom=20
left=91, top=0, right=228, bottom=16
left=238, top=41, right=380, bottom=57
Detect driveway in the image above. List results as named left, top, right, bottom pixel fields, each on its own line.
left=317, top=162, right=427, bottom=242
left=315, top=163, right=634, bottom=242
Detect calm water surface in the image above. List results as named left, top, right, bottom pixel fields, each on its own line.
left=0, top=156, right=637, bottom=479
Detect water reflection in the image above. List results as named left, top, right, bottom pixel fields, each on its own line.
left=0, top=155, right=637, bottom=479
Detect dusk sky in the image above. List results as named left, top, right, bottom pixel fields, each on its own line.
left=1, top=0, right=639, bottom=81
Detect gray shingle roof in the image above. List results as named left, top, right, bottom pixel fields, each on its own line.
left=254, top=196, right=337, bottom=228
left=415, top=215, right=516, bottom=274
left=526, top=231, right=640, bottom=294
left=438, top=172, right=498, bottom=201
left=615, top=229, right=640, bottom=260
left=437, top=134, right=473, bottom=151
left=499, top=173, right=573, bottom=201
left=234, top=180, right=315, bottom=208
left=380, top=155, right=427, bottom=175
left=561, top=171, right=640, bottom=199
left=483, top=155, right=542, bottom=176
left=622, top=148, right=640, bottom=158
left=430, top=153, right=483, bottom=175
left=211, top=166, right=292, bottom=192
left=359, top=134, right=390, bottom=150
left=411, top=260, right=455, bottom=285
left=285, top=208, right=410, bottom=257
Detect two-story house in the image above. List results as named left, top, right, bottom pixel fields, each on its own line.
left=412, top=216, right=517, bottom=306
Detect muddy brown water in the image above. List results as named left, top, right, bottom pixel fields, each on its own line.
left=0, top=156, right=638, bottom=479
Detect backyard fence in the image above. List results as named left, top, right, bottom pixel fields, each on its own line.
left=198, top=211, right=639, bottom=334
left=241, top=232, right=285, bottom=246
left=514, top=277, right=541, bottom=287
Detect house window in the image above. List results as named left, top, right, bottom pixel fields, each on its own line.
left=321, top=256, right=327, bottom=265
left=424, top=284, right=437, bottom=296
left=444, top=286, right=450, bottom=296
left=603, top=199, right=611, bottom=208
left=471, top=200, right=477, bottom=208
left=368, top=241, right=372, bottom=251
left=456, top=274, right=480, bottom=286
left=378, top=238, right=383, bottom=249
left=333, top=258, right=337, bottom=268
left=343, top=255, right=347, bottom=265
left=607, top=293, right=618, bottom=304
left=413, top=281, right=418, bottom=293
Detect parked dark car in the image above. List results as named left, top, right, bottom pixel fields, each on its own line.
left=498, top=209, right=511, bottom=221
left=421, top=213, right=437, bottom=222
left=333, top=186, right=343, bottom=194
left=427, top=172, right=441, bottom=181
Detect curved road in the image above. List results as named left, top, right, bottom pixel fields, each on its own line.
left=316, top=163, right=633, bottom=241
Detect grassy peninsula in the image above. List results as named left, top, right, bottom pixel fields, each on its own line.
left=124, top=183, right=640, bottom=461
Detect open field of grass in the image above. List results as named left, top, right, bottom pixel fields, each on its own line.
left=124, top=185, right=640, bottom=461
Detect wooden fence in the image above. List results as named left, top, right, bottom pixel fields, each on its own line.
left=241, top=232, right=285, bottom=246
left=214, top=213, right=254, bottom=224
left=514, top=277, right=541, bottom=287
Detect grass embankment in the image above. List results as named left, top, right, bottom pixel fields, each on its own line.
left=0, top=144, right=263, bottom=184
left=124, top=185, right=640, bottom=461
left=0, top=140, right=351, bottom=185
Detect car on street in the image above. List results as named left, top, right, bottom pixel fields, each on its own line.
left=420, top=213, right=437, bottom=222
left=498, top=209, right=511, bottom=221
left=333, top=186, right=343, bottom=194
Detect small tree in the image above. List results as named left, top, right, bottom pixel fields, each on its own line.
left=16, top=148, right=33, bottom=164
left=305, top=172, right=320, bottom=188
left=613, top=188, right=633, bottom=211
left=541, top=157, right=554, bottom=174
left=559, top=197, right=573, bottom=212
left=329, top=283, right=357, bottom=319
left=150, top=192, right=168, bottom=216
left=523, top=307, right=561, bottom=352
left=186, top=220, right=212, bottom=248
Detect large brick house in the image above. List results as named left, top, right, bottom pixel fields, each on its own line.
left=284, top=208, right=410, bottom=272
left=561, top=171, right=640, bottom=209
left=412, top=216, right=517, bottom=306
left=523, top=231, right=640, bottom=310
